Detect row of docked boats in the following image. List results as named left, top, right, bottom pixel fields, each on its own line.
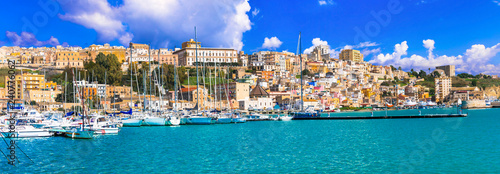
left=0, top=109, right=121, bottom=139
left=120, top=110, right=249, bottom=127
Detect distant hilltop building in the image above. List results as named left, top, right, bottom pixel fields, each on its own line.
left=309, top=45, right=330, bottom=61
left=435, top=65, right=455, bottom=77
left=130, top=43, right=150, bottom=50
left=339, top=49, right=364, bottom=62
left=174, top=39, right=239, bottom=66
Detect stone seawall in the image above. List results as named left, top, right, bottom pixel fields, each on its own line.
left=462, top=100, right=487, bottom=109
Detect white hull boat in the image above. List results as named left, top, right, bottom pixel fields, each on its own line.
left=1, top=125, right=53, bottom=138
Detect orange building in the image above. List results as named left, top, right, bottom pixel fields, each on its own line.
left=82, top=87, right=97, bottom=99
left=261, top=71, right=274, bottom=82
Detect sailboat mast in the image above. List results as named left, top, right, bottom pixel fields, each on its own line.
left=158, top=48, right=162, bottom=113
left=129, top=42, right=133, bottom=110
left=218, top=65, right=222, bottom=111
left=226, top=66, right=230, bottom=112
left=174, top=49, right=178, bottom=114
left=298, top=32, right=303, bottom=112
left=143, top=70, right=146, bottom=111
left=104, top=71, right=107, bottom=112
left=64, top=72, right=67, bottom=105
left=148, top=44, right=152, bottom=111
left=195, top=26, right=199, bottom=115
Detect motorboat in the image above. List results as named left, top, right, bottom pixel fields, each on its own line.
left=278, top=115, right=293, bottom=121
left=0, top=125, right=53, bottom=138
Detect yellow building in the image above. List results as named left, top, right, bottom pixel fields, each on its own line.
left=331, top=97, right=340, bottom=109
left=91, top=49, right=126, bottom=63
left=3, top=73, right=56, bottom=100
left=55, top=51, right=85, bottom=68
left=339, top=49, right=364, bottom=62
left=130, top=43, right=150, bottom=50
left=27, top=89, right=62, bottom=103
left=106, top=85, right=133, bottom=98
left=21, top=53, right=32, bottom=64
left=306, top=61, right=328, bottom=74
left=362, top=88, right=376, bottom=98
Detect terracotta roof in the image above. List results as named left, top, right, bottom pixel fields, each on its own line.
left=451, top=87, right=477, bottom=91
left=180, top=86, right=205, bottom=92
left=250, top=85, right=269, bottom=97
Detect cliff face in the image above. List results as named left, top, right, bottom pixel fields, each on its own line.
left=484, top=86, right=500, bottom=98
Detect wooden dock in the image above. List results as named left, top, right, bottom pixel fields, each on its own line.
left=292, top=114, right=468, bottom=120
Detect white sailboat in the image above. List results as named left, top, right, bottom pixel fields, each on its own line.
left=167, top=55, right=181, bottom=126
left=122, top=43, right=144, bottom=127
left=185, top=26, right=212, bottom=125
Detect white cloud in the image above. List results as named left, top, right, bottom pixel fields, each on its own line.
left=493, top=0, right=500, bottom=6
left=423, top=39, right=435, bottom=59
left=262, top=37, right=282, bottom=49
left=369, top=40, right=500, bottom=75
left=252, top=8, right=260, bottom=17
left=361, top=47, right=381, bottom=57
left=318, top=0, right=335, bottom=5
left=304, top=38, right=329, bottom=54
left=5, top=31, right=60, bottom=47
left=57, top=0, right=253, bottom=50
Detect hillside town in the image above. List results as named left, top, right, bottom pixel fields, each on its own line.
left=1, top=39, right=500, bottom=113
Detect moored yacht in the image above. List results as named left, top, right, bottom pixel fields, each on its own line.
left=0, top=125, right=53, bottom=138
left=278, top=115, right=293, bottom=121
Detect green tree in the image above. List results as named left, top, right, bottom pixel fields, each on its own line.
left=471, top=79, right=478, bottom=86
left=85, top=53, right=123, bottom=86
left=418, top=70, right=427, bottom=78
left=302, top=69, right=313, bottom=77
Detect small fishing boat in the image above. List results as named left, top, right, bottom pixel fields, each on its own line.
left=64, top=127, right=94, bottom=139
left=87, top=116, right=120, bottom=134
left=90, top=125, right=119, bottom=134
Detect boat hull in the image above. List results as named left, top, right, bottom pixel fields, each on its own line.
left=167, top=118, right=181, bottom=126
left=291, top=112, right=320, bottom=119
left=143, top=118, right=166, bottom=126
left=122, top=119, right=143, bottom=127
left=278, top=116, right=293, bottom=121
left=216, top=118, right=232, bottom=124
left=231, top=118, right=246, bottom=123
left=65, top=130, right=94, bottom=139
left=92, top=128, right=119, bottom=134
left=1, top=130, right=53, bottom=138
left=186, top=117, right=212, bottom=125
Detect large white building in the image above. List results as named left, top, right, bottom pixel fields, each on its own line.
left=174, top=39, right=238, bottom=66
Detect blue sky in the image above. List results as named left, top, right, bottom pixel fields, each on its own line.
left=1, top=0, right=500, bottom=74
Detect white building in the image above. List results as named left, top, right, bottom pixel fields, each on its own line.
left=174, top=39, right=238, bottom=66
left=239, top=97, right=274, bottom=111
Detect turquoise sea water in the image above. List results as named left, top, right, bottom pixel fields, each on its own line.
left=2, top=108, right=500, bottom=173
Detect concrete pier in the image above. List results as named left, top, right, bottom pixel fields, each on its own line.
left=292, top=114, right=468, bottom=120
